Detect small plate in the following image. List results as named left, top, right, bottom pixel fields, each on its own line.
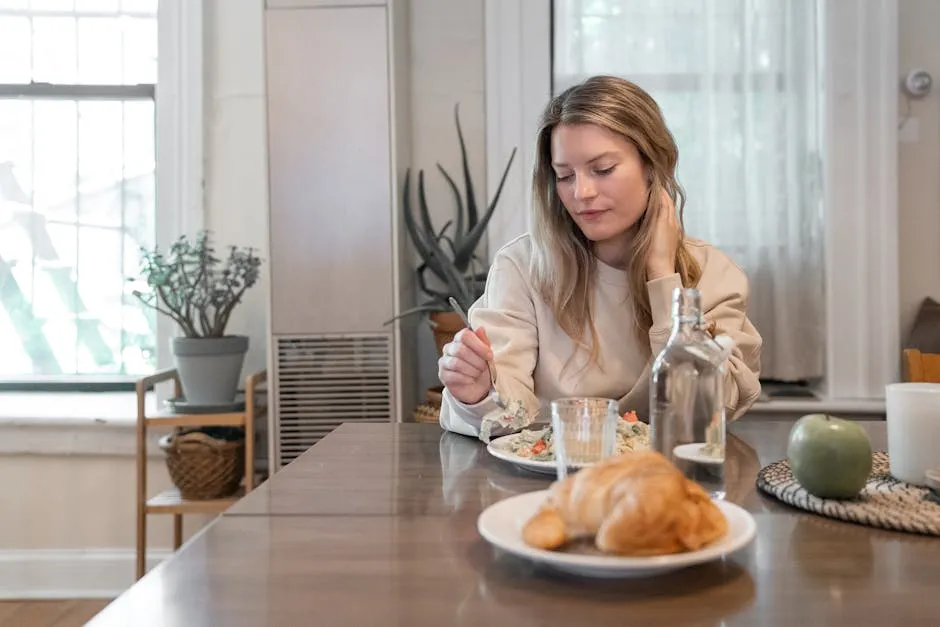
left=164, top=393, right=245, bottom=415
left=486, top=434, right=563, bottom=476
left=673, top=443, right=723, bottom=465
left=477, top=490, right=756, bottom=578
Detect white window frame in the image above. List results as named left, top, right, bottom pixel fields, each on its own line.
left=0, top=0, right=202, bottom=384
left=155, top=0, right=204, bottom=372
left=483, top=0, right=899, bottom=402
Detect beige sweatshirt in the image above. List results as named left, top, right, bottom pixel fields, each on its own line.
left=439, top=234, right=762, bottom=439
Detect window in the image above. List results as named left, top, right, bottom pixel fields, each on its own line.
left=0, top=0, right=158, bottom=385
left=553, top=0, right=825, bottom=385
left=484, top=0, right=899, bottom=401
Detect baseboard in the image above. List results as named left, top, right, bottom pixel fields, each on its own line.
left=0, top=548, right=174, bottom=599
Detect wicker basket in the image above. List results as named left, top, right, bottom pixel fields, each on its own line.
left=413, top=402, right=441, bottom=424
left=159, top=430, right=245, bottom=500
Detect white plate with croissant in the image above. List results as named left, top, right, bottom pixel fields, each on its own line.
left=477, top=450, right=757, bottom=578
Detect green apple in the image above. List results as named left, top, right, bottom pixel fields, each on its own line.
left=786, top=413, right=873, bottom=499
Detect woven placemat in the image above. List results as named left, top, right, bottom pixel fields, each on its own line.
left=757, top=451, right=940, bottom=536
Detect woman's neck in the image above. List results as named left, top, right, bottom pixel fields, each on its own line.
left=592, top=229, right=635, bottom=269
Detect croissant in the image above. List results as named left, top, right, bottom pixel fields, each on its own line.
left=522, top=450, right=728, bottom=556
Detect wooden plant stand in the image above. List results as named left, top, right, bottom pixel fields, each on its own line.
left=135, top=368, right=266, bottom=580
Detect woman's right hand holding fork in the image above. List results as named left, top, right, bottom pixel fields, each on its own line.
left=438, top=326, right=496, bottom=406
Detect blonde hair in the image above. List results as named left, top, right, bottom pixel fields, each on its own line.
left=530, top=75, right=702, bottom=361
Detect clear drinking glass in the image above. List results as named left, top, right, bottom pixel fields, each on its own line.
left=550, top=397, right=619, bottom=480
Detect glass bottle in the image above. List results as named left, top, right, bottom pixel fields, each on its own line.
left=649, top=287, right=730, bottom=500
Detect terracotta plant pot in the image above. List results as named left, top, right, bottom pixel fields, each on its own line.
left=429, top=311, right=464, bottom=358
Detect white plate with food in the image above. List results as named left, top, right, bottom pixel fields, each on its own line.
left=477, top=451, right=757, bottom=578
left=486, top=411, right=651, bottom=475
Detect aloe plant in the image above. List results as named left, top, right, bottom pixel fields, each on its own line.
left=395, top=104, right=517, bottom=321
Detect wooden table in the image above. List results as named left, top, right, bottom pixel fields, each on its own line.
left=88, top=420, right=940, bottom=626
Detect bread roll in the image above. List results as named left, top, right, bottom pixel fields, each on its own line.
left=522, top=451, right=728, bottom=556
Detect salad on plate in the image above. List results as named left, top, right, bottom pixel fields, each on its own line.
left=497, top=411, right=650, bottom=462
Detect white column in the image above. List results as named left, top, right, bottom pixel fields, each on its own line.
left=483, top=0, right=551, bottom=257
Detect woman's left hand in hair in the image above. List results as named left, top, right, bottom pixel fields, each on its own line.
left=646, top=188, right=680, bottom=280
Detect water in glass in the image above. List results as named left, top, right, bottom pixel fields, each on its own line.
left=550, top=397, right=618, bottom=480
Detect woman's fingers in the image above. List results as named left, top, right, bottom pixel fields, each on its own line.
left=457, top=327, right=494, bottom=361
left=440, top=353, right=483, bottom=379
left=439, top=370, right=477, bottom=387
left=438, top=325, right=496, bottom=406
left=443, top=334, right=489, bottom=371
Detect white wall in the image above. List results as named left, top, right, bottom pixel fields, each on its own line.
left=0, top=455, right=208, bottom=550
left=409, top=0, right=487, bottom=394
left=0, top=413, right=213, bottom=598
left=203, top=0, right=270, bottom=378
left=898, top=0, right=940, bottom=339
left=201, top=0, right=488, bottom=396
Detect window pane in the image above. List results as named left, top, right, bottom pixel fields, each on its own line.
left=122, top=100, right=155, bottom=247
left=34, top=101, right=79, bottom=223
left=77, top=225, right=123, bottom=372
left=122, top=0, right=157, bottom=12
left=76, top=0, right=120, bottom=10
left=30, top=0, right=74, bottom=11
left=0, top=310, right=32, bottom=376
left=124, top=100, right=155, bottom=178
left=556, top=0, right=781, bottom=77
left=122, top=16, right=157, bottom=84
left=0, top=6, right=157, bottom=85
left=0, top=98, right=156, bottom=377
left=78, top=18, right=123, bottom=83
left=0, top=1, right=158, bottom=380
left=79, top=101, right=123, bottom=227
left=0, top=17, right=31, bottom=82
left=33, top=17, right=78, bottom=83
left=0, top=101, right=33, bottom=194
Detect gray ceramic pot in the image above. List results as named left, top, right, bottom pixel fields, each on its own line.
left=171, top=335, right=249, bottom=406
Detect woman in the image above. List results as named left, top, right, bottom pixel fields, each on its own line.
left=438, top=75, right=762, bottom=440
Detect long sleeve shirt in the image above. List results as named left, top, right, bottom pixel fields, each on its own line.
left=439, top=234, right=763, bottom=439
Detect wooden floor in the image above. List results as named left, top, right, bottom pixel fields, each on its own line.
left=0, top=600, right=111, bottom=627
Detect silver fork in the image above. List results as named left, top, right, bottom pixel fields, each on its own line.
left=447, top=297, right=507, bottom=409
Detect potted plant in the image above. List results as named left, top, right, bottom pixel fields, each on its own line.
left=395, top=104, right=517, bottom=359
left=131, top=230, right=263, bottom=407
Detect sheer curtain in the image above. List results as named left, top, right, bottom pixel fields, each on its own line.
left=554, top=0, right=825, bottom=382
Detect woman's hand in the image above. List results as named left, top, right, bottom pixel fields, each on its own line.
left=646, top=188, right=680, bottom=280
left=439, top=327, right=495, bottom=405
